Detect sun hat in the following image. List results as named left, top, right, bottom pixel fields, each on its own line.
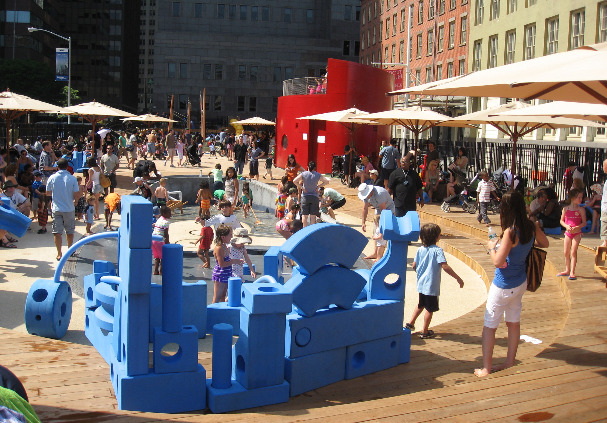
left=231, top=228, right=252, bottom=245
left=3, top=180, right=18, bottom=189
left=591, top=183, right=602, bottom=195
left=133, top=177, right=143, bottom=183
left=369, top=169, right=379, bottom=176
left=358, top=183, right=373, bottom=201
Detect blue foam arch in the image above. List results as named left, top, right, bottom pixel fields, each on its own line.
left=0, top=202, right=31, bottom=238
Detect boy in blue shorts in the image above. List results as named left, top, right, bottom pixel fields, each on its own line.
left=406, top=223, right=464, bottom=339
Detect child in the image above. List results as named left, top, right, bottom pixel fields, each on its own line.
left=154, top=178, right=168, bottom=206
left=193, top=216, right=214, bottom=268
left=241, top=181, right=252, bottom=218
left=230, top=228, right=256, bottom=280
left=476, top=171, right=497, bottom=225
left=152, top=206, right=171, bottom=275
left=104, top=192, right=121, bottom=231
left=74, top=175, right=87, bottom=220
left=209, top=163, right=223, bottom=191
left=364, top=214, right=387, bottom=262
left=406, top=223, right=464, bottom=339
left=196, top=180, right=213, bottom=219
left=31, top=170, right=43, bottom=220
left=84, top=195, right=96, bottom=235
left=263, top=151, right=273, bottom=180
left=557, top=188, right=586, bottom=280
left=212, top=224, right=243, bottom=303
left=205, top=199, right=241, bottom=232
left=275, top=186, right=288, bottom=219
left=37, top=186, right=49, bottom=234
left=276, top=204, right=301, bottom=240
left=284, top=187, right=298, bottom=215
left=209, top=140, right=217, bottom=157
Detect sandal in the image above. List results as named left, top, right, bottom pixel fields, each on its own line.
left=556, top=272, right=569, bottom=277
left=419, top=330, right=435, bottom=339
left=5, top=236, right=18, bottom=243
left=405, top=323, right=415, bottom=331
left=0, top=240, right=17, bottom=248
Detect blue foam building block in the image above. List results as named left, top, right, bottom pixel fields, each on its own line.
left=345, top=334, right=400, bottom=379
left=399, top=327, right=411, bottom=364
left=111, top=358, right=207, bottom=413
left=118, top=292, right=150, bottom=376
left=240, top=282, right=293, bottom=315
left=379, top=210, right=420, bottom=242
left=283, top=264, right=367, bottom=317
left=84, top=306, right=113, bottom=364
left=95, top=281, right=118, bottom=313
left=118, top=247, right=152, bottom=295
left=93, top=260, right=117, bottom=275
left=263, top=246, right=284, bottom=284
left=544, top=226, right=562, bottom=235
left=94, top=305, right=114, bottom=331
left=119, top=196, right=153, bottom=249
left=581, top=220, right=592, bottom=233
left=353, top=269, right=371, bottom=301
left=234, top=311, right=286, bottom=389
left=84, top=268, right=118, bottom=309
left=206, top=379, right=289, bottom=413
left=284, top=347, right=346, bottom=396
left=24, top=279, right=73, bottom=339
left=153, top=326, right=199, bottom=374
left=286, top=300, right=404, bottom=358
left=0, top=203, right=31, bottom=238
left=150, top=282, right=207, bottom=341
left=279, top=224, right=368, bottom=275
left=206, top=302, right=241, bottom=335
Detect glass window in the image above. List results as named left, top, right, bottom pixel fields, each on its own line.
left=249, top=97, right=256, bottom=112
left=489, top=0, right=499, bottom=20
left=168, top=62, right=176, bottom=78
left=448, top=21, right=455, bottom=48
left=307, top=9, right=313, bottom=24
left=393, top=14, right=397, bottom=36
left=172, top=2, right=180, bottom=17
left=285, top=67, right=293, bottom=80
left=238, top=65, right=246, bottom=80
left=447, top=62, right=454, bottom=78
left=488, top=35, right=498, bottom=67
left=507, top=0, right=517, bottom=14
left=415, top=69, right=421, bottom=85
left=195, top=3, right=203, bottom=18
left=436, top=64, right=442, bottom=80
left=240, top=5, right=247, bottom=20
left=354, top=41, right=360, bottom=56
left=5, top=11, right=31, bottom=23
left=356, top=6, right=361, bottom=20
left=262, top=6, right=269, bottom=21
left=416, top=33, right=423, bottom=58
left=218, top=4, right=225, bottom=19
left=251, top=6, right=258, bottom=20
left=524, top=24, right=536, bottom=59
left=437, top=25, right=444, bottom=51
left=401, top=9, right=406, bottom=31
left=273, top=67, right=281, bottom=82
left=345, top=5, right=352, bottom=20
left=418, top=0, right=423, bottom=23
left=459, top=58, right=466, bottom=75
left=600, top=2, right=607, bottom=42
left=180, top=62, right=187, bottom=78
left=460, top=16, right=467, bottom=44
left=179, top=94, right=187, bottom=110
left=215, top=64, right=223, bottom=80
left=475, top=0, right=484, bottom=25
left=427, top=28, right=434, bottom=55
left=570, top=9, right=585, bottom=49
left=439, top=0, right=445, bottom=15
left=203, top=64, right=211, bottom=79
left=429, top=0, right=435, bottom=19
left=505, top=30, right=516, bottom=64
left=386, top=18, right=390, bottom=39
left=546, top=16, right=558, bottom=54
left=450, top=0, right=457, bottom=10
left=284, top=8, right=291, bottom=22
left=229, top=5, right=236, bottom=19
left=237, top=96, right=245, bottom=112
left=214, top=96, right=222, bottom=111
left=344, top=40, right=351, bottom=55
left=473, top=40, right=482, bottom=71
left=391, top=44, right=396, bottom=63
left=399, top=40, right=404, bottom=62
left=425, top=67, right=432, bottom=83
left=384, top=46, right=389, bottom=62
left=250, top=66, right=258, bottom=81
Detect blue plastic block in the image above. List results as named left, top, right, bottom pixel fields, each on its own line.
left=263, top=246, right=284, bottom=284
left=112, top=285, right=123, bottom=362
left=286, top=300, right=404, bottom=358
left=94, top=305, right=114, bottom=331
left=24, top=279, right=72, bottom=339
left=0, top=203, right=31, bottom=238
left=161, top=244, right=184, bottom=333
left=399, top=327, right=411, bottom=364
left=211, top=324, right=234, bottom=389
left=119, top=195, right=153, bottom=249
left=84, top=306, right=113, bottom=364
left=279, top=224, right=367, bottom=275
left=150, top=282, right=207, bottom=341
left=284, top=347, right=346, bottom=396
left=118, top=292, right=150, bottom=376
left=345, top=334, right=400, bottom=379
left=206, top=379, right=289, bottom=414
left=581, top=219, right=592, bottom=233
left=153, top=326, right=199, bottom=374
left=228, top=277, right=242, bottom=307
left=544, top=226, right=562, bottom=235
left=112, top=359, right=207, bottom=413
left=206, top=302, right=241, bottom=334
left=240, top=282, right=293, bottom=315
left=118, top=247, right=152, bottom=295
left=234, top=311, right=286, bottom=389
left=380, top=210, right=420, bottom=242
left=84, top=270, right=118, bottom=309
left=95, top=281, right=118, bottom=313
left=353, top=269, right=371, bottom=301
left=283, top=265, right=366, bottom=317
left=93, top=260, right=117, bottom=275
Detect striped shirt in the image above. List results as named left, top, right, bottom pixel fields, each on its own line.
left=477, top=179, right=495, bottom=203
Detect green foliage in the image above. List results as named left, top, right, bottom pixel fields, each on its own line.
left=0, top=59, right=64, bottom=103
left=61, top=85, right=80, bottom=107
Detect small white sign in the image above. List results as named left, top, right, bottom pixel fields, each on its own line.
left=302, top=133, right=308, bottom=140
left=317, top=135, right=326, bottom=144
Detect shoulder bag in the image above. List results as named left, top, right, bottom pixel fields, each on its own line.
left=526, top=246, right=547, bottom=292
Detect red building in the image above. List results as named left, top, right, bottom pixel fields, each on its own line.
left=276, top=59, right=393, bottom=175
left=360, top=0, right=470, bottom=89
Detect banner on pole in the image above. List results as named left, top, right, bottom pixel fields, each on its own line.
left=55, top=48, right=69, bottom=82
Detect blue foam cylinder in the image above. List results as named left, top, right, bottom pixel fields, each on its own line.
left=161, top=244, right=183, bottom=333
left=212, top=323, right=233, bottom=389
left=25, top=279, right=73, bottom=339
left=227, top=277, right=242, bottom=307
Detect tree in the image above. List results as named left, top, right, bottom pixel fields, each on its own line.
left=0, top=59, right=64, bottom=103
left=60, top=86, right=80, bottom=107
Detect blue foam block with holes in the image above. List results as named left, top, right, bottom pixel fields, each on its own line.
left=153, top=326, right=199, bottom=374
left=150, top=282, right=207, bottom=341
left=285, top=299, right=404, bottom=358
left=284, top=347, right=346, bottom=396
left=354, top=269, right=371, bottom=301
left=206, top=379, right=289, bottom=414
left=24, top=279, right=73, bottom=339
left=118, top=247, right=152, bottom=295
left=118, top=292, right=150, bottom=376
left=119, top=195, right=153, bottom=249
left=379, top=209, right=420, bottom=242
left=345, top=334, right=400, bottom=379
left=93, top=260, right=117, bottom=275
left=234, top=311, right=286, bottom=389
left=206, top=302, right=241, bottom=334
left=279, top=224, right=367, bottom=275
left=85, top=306, right=113, bottom=364
left=263, top=246, right=284, bottom=284
left=399, top=327, right=411, bottom=364
left=240, top=282, right=293, bottom=315
left=283, top=265, right=367, bottom=317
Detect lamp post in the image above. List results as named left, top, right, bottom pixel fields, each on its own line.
left=28, top=27, right=72, bottom=124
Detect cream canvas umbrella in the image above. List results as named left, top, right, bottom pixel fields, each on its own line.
left=233, top=116, right=276, bottom=126
left=393, top=42, right=607, bottom=104
left=443, top=101, right=604, bottom=175
left=388, top=75, right=466, bottom=97
left=494, top=101, right=607, bottom=123
left=64, top=101, right=135, bottom=142
left=297, top=107, right=370, bottom=147
left=122, top=113, right=177, bottom=123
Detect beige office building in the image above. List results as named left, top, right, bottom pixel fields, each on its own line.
left=467, top=0, right=607, bottom=141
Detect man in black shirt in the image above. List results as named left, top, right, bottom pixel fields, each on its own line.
left=388, top=154, right=424, bottom=217
left=233, top=136, right=247, bottom=175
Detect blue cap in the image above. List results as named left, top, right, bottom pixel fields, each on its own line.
left=152, top=206, right=160, bottom=215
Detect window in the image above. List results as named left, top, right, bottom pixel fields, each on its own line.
left=195, top=3, right=202, bottom=18
left=427, top=29, right=434, bottom=55
left=570, top=9, right=585, bottom=49
left=238, top=65, right=246, bottom=80
left=217, top=4, right=225, bottom=18
left=203, top=64, right=211, bottom=79
left=393, top=14, right=397, bottom=36
left=448, top=21, right=455, bottom=48
left=215, top=64, right=223, bottom=80
left=473, top=40, right=482, bottom=71
left=354, top=41, right=360, bottom=56
left=384, top=46, right=389, bottom=62
left=373, top=26, right=376, bottom=45
left=180, top=62, right=187, bottom=78
left=436, top=64, right=443, bottom=80
left=345, top=5, right=352, bottom=20
left=450, top=0, right=457, bottom=10
left=447, top=61, right=454, bottom=78
left=214, top=95, right=222, bottom=111
left=229, top=4, right=236, bottom=19
left=526, top=0, right=536, bottom=5
left=401, top=9, right=406, bottom=31
left=417, top=33, right=423, bottom=57
left=418, top=0, right=423, bottom=23
left=425, top=66, right=432, bottom=83
left=168, top=62, right=176, bottom=78
left=284, top=7, right=291, bottom=23
left=273, top=67, right=281, bottom=82
left=237, top=96, right=245, bottom=112
left=546, top=16, right=559, bottom=54
left=507, top=0, right=517, bottom=14
left=249, top=97, right=256, bottom=112
left=429, top=0, right=435, bottom=19
left=437, top=25, right=444, bottom=52
left=415, top=69, right=421, bottom=85
left=489, top=0, right=499, bottom=20
left=600, top=2, right=607, bottom=42
left=488, top=35, right=498, bottom=67
left=356, top=5, right=361, bottom=20
left=240, top=5, right=247, bottom=20
left=172, top=2, right=180, bottom=17
left=307, top=9, right=313, bottom=24
left=179, top=94, right=188, bottom=110
left=475, top=0, right=484, bottom=25
left=505, top=30, right=516, bottom=64
left=386, top=18, right=390, bottom=39
left=460, top=16, right=467, bottom=44
left=251, top=6, right=258, bottom=20
left=250, top=66, right=258, bottom=81
left=438, top=0, right=445, bottom=15
left=399, top=40, right=404, bottom=62
left=459, top=58, right=466, bottom=75
left=343, top=40, right=351, bottom=55
left=524, top=24, right=536, bottom=59
left=367, top=30, right=371, bottom=47
left=262, top=6, right=269, bottom=21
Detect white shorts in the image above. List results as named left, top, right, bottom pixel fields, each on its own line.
left=483, top=281, right=527, bottom=329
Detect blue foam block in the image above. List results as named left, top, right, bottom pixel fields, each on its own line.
left=235, top=311, right=286, bottom=389
left=345, top=334, right=400, bottom=379
left=367, top=240, right=408, bottom=301
left=112, top=359, right=207, bottom=413
left=211, top=324, right=234, bottom=389
left=119, top=292, right=150, bottom=376
left=119, top=196, right=153, bottom=249
left=263, top=246, right=284, bottom=284
left=95, top=281, right=118, bottom=313
left=284, top=347, right=346, bottom=396
left=283, top=264, right=367, bottom=317
left=544, top=226, right=562, bottom=235
left=206, top=379, right=289, bottom=414
left=0, top=203, right=31, bottom=238
left=581, top=220, right=592, bottom=233
left=94, top=305, right=114, bottom=331
left=353, top=269, right=371, bottom=301
left=24, top=279, right=73, bottom=339
left=286, top=300, right=404, bottom=358
left=240, top=282, right=293, bottom=315
left=379, top=210, right=420, bottom=242
left=93, top=260, right=117, bottom=275
left=206, top=302, right=241, bottom=334
left=84, top=306, right=113, bottom=364
left=118, top=247, right=152, bottom=295
left=279, top=224, right=367, bottom=275
left=399, top=327, right=411, bottom=364
left=153, top=326, right=199, bottom=374
left=182, top=281, right=207, bottom=339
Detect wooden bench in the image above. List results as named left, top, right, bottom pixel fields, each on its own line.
left=166, top=199, right=187, bottom=214
left=594, top=246, right=607, bottom=287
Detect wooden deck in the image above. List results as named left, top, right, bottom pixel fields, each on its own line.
left=2, top=203, right=607, bottom=422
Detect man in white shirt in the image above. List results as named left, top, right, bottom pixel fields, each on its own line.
left=1, top=180, right=31, bottom=217
left=101, top=145, right=120, bottom=194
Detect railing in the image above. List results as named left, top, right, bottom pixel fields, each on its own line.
left=282, top=77, right=327, bottom=96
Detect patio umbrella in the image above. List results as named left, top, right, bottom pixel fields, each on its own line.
left=233, top=116, right=276, bottom=126
left=393, top=42, right=607, bottom=104
left=122, top=113, right=177, bottom=123
left=444, top=101, right=604, bottom=175
left=388, top=75, right=466, bottom=97
left=0, top=89, right=68, bottom=148
left=297, top=107, right=370, bottom=147
left=494, top=101, right=607, bottom=123
left=64, top=101, right=135, bottom=144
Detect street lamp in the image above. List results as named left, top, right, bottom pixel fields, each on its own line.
left=28, top=27, right=72, bottom=124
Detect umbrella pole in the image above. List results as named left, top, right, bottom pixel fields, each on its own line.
left=510, top=133, right=518, bottom=184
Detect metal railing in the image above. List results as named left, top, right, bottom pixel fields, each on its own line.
left=282, top=77, right=326, bottom=96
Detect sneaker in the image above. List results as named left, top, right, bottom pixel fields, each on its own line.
left=37, top=228, right=47, bottom=234
left=477, top=216, right=482, bottom=223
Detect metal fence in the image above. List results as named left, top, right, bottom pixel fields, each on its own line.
left=282, top=77, right=326, bottom=96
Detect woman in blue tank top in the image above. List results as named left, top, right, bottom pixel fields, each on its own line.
left=475, top=191, right=549, bottom=378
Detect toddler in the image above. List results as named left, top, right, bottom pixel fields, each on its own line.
left=557, top=188, right=586, bottom=280
left=74, top=175, right=87, bottom=220
left=212, top=225, right=243, bottom=303
left=230, top=228, right=256, bottom=280
left=104, top=192, right=121, bottom=231
left=84, top=195, right=96, bottom=235
left=275, top=186, right=288, bottom=219
left=241, top=181, right=252, bottom=218
left=194, top=216, right=214, bottom=268
left=152, top=206, right=171, bottom=275
left=476, top=171, right=497, bottom=225
left=31, top=171, right=43, bottom=219
left=196, top=180, right=213, bottom=219
left=37, top=187, right=49, bottom=234
left=154, top=178, right=168, bottom=207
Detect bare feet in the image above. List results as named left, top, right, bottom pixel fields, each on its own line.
left=202, top=262, right=210, bottom=268
left=474, top=368, right=491, bottom=378
left=364, top=255, right=377, bottom=260
left=491, top=362, right=513, bottom=372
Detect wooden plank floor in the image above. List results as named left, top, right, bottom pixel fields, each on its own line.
left=2, top=204, right=606, bottom=422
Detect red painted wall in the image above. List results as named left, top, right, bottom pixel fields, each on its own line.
left=276, top=59, right=393, bottom=174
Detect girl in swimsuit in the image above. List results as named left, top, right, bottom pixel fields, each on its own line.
left=196, top=180, right=212, bottom=219
left=557, top=188, right=586, bottom=280
left=212, top=224, right=243, bottom=303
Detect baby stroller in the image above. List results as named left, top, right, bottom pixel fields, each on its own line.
left=331, top=154, right=344, bottom=178
left=441, top=175, right=479, bottom=214
left=184, top=143, right=201, bottom=167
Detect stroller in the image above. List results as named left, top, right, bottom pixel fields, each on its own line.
left=441, top=175, right=479, bottom=214
left=184, top=143, right=201, bottom=167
